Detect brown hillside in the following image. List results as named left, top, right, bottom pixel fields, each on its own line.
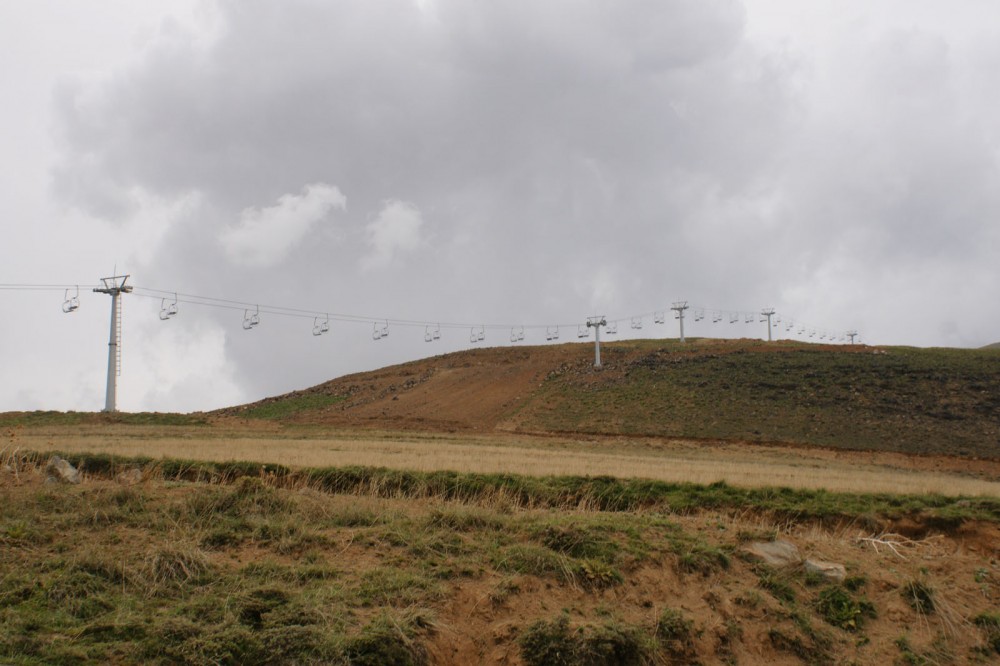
left=218, top=338, right=1000, bottom=459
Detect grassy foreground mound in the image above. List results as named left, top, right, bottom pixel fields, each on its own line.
left=214, top=339, right=1000, bottom=459
left=2, top=452, right=1000, bottom=664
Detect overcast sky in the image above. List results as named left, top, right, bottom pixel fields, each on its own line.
left=2, top=0, right=998, bottom=413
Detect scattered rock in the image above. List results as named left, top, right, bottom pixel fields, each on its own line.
left=804, top=559, right=846, bottom=583
left=743, top=540, right=802, bottom=567
left=116, top=467, right=143, bottom=485
left=45, top=456, right=81, bottom=484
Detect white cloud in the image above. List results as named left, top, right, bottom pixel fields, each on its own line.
left=219, top=183, right=345, bottom=267
left=361, top=200, right=425, bottom=270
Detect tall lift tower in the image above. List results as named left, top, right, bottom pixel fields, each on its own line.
left=93, top=275, right=131, bottom=412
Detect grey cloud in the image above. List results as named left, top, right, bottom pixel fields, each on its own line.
left=44, top=0, right=1000, bottom=406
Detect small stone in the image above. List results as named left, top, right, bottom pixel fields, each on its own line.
left=743, top=540, right=802, bottom=567
left=804, top=559, right=846, bottom=583
left=45, top=456, right=81, bottom=484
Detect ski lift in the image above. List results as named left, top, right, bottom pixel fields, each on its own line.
left=510, top=326, right=525, bottom=343
left=372, top=320, right=389, bottom=340
left=242, top=305, right=260, bottom=330
left=712, top=311, right=723, bottom=323
left=694, top=309, right=705, bottom=322
left=470, top=325, right=485, bottom=343
left=745, top=313, right=754, bottom=324
left=654, top=311, right=665, bottom=324
left=606, top=321, right=618, bottom=335
left=577, top=325, right=589, bottom=339
left=61, top=286, right=80, bottom=313
left=797, top=326, right=806, bottom=335
left=729, top=313, right=739, bottom=324
left=159, top=293, right=179, bottom=320
left=312, top=315, right=330, bottom=336
left=630, top=317, right=643, bottom=330
left=477, top=325, right=485, bottom=342
left=785, top=320, right=794, bottom=332
left=545, top=326, right=560, bottom=341
left=424, top=324, right=441, bottom=342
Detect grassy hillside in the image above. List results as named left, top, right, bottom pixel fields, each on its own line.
left=220, top=339, right=1000, bottom=459
left=2, top=452, right=999, bottom=664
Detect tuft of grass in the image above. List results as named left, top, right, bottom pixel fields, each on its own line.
left=815, top=585, right=876, bottom=631
left=901, top=580, right=935, bottom=614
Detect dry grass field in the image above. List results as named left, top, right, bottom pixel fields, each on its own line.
left=9, top=424, right=1000, bottom=498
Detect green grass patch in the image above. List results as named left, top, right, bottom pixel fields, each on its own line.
left=238, top=392, right=346, bottom=420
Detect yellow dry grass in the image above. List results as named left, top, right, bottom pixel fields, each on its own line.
left=13, top=428, right=1000, bottom=497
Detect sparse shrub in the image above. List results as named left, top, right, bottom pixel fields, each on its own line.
left=758, top=571, right=796, bottom=603
left=540, top=524, right=616, bottom=561
left=184, top=477, right=290, bottom=523
left=143, top=544, right=211, bottom=589
left=342, top=613, right=429, bottom=666
left=149, top=617, right=264, bottom=666
left=815, top=586, right=876, bottom=631
left=973, top=612, right=1000, bottom=654
left=843, top=575, right=867, bottom=591
left=769, top=628, right=812, bottom=661
left=577, top=559, right=623, bottom=589
left=656, top=607, right=694, bottom=656
left=237, top=587, right=290, bottom=628
left=493, top=544, right=571, bottom=581
left=519, top=614, right=648, bottom=666
left=902, top=580, right=935, bottom=614
left=428, top=506, right=507, bottom=531
left=676, top=542, right=729, bottom=575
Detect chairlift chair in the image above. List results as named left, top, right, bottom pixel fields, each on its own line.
left=373, top=322, right=383, bottom=340
left=631, top=317, right=643, bottom=330
left=425, top=325, right=439, bottom=342
left=546, top=326, right=559, bottom=341
left=577, top=325, right=589, bottom=339
left=242, top=306, right=260, bottom=330
left=694, top=309, right=705, bottom=321
left=159, top=294, right=179, bottom=320
left=313, top=316, right=330, bottom=336
left=478, top=326, right=486, bottom=342
left=729, top=313, right=739, bottom=324
left=61, top=286, right=80, bottom=313
left=745, top=313, right=754, bottom=324
left=712, top=312, right=723, bottom=323
left=470, top=327, right=479, bottom=344
left=606, top=321, right=618, bottom=335
left=654, top=312, right=665, bottom=324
